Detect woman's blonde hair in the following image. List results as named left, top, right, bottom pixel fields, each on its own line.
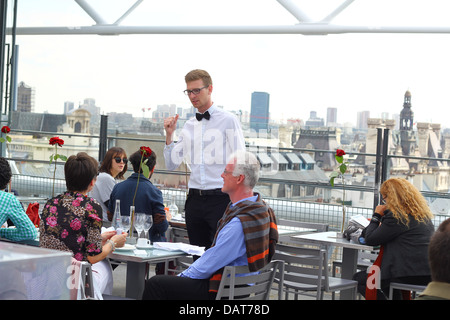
left=380, top=177, right=433, bottom=225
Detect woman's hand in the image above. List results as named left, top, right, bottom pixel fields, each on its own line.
left=374, top=204, right=387, bottom=216
left=101, top=230, right=117, bottom=246
left=111, top=233, right=127, bottom=248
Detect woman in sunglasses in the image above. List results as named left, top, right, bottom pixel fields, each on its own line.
left=89, top=147, right=128, bottom=227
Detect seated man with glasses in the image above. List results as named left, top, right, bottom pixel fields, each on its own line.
left=142, top=151, right=278, bottom=300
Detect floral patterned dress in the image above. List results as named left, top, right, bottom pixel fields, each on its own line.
left=39, top=191, right=103, bottom=261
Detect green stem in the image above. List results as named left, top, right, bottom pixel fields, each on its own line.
left=130, top=153, right=144, bottom=235
left=341, top=176, right=346, bottom=233
left=52, top=145, right=57, bottom=197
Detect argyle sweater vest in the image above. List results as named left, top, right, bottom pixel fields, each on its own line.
left=208, top=193, right=278, bottom=293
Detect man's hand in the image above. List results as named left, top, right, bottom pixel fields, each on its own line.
left=164, top=114, right=179, bottom=145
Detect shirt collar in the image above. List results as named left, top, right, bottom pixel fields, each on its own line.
left=203, top=103, right=217, bottom=115
left=230, top=194, right=259, bottom=207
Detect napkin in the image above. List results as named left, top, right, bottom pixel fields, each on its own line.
left=26, top=203, right=40, bottom=227
left=133, top=249, right=148, bottom=257
left=153, top=242, right=205, bottom=256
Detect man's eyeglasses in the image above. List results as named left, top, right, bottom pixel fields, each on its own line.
left=114, top=157, right=128, bottom=164
left=223, top=169, right=234, bottom=176
left=183, top=86, right=208, bottom=96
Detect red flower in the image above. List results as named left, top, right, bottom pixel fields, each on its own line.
left=1, top=126, right=10, bottom=134
left=49, top=137, right=64, bottom=147
left=140, top=146, right=152, bottom=156
left=336, top=149, right=346, bottom=157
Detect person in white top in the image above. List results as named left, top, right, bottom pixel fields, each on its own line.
left=163, top=69, right=245, bottom=256
left=89, top=147, right=128, bottom=227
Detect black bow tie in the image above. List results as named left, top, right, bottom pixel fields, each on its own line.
left=196, top=111, right=210, bottom=121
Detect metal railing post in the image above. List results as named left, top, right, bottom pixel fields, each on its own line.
left=98, top=114, right=108, bottom=162
left=381, top=128, right=389, bottom=184
left=373, top=128, right=383, bottom=209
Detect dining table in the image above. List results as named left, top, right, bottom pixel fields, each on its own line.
left=290, top=231, right=374, bottom=300
left=108, top=243, right=189, bottom=299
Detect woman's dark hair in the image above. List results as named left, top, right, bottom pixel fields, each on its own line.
left=129, top=148, right=156, bottom=175
left=99, top=147, right=127, bottom=179
left=64, top=152, right=98, bottom=192
left=0, top=157, right=12, bottom=190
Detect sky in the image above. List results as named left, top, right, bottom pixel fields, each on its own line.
left=8, top=0, right=450, bottom=128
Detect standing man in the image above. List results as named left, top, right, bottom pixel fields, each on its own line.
left=164, top=69, right=245, bottom=253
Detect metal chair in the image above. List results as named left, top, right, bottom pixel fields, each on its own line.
left=215, top=260, right=284, bottom=300
left=170, top=227, right=190, bottom=244
left=167, top=227, right=192, bottom=273
left=277, top=218, right=329, bottom=232
left=332, top=249, right=380, bottom=276
left=388, top=282, right=427, bottom=300
left=274, top=243, right=358, bottom=300
left=70, top=259, right=95, bottom=300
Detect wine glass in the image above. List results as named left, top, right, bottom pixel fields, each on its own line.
left=121, top=215, right=131, bottom=236
left=134, top=213, right=145, bottom=239
left=143, top=214, right=153, bottom=240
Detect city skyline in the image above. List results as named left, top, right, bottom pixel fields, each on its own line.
left=9, top=1, right=450, bottom=128
left=15, top=81, right=432, bottom=133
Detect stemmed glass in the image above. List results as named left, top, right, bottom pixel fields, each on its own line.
left=134, top=213, right=145, bottom=239
left=121, top=215, right=131, bottom=236
left=143, top=214, right=153, bottom=240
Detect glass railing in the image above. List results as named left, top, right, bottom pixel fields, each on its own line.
left=6, top=125, right=449, bottom=233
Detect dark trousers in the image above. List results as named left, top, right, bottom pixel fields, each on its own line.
left=185, top=191, right=230, bottom=252
left=142, top=275, right=215, bottom=300
left=353, top=270, right=431, bottom=300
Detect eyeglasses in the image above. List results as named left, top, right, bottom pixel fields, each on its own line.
left=183, top=85, right=208, bottom=96
left=114, top=157, right=128, bottom=164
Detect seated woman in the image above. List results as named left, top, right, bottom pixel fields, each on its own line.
left=89, top=147, right=128, bottom=227
left=353, top=177, right=435, bottom=300
left=40, top=152, right=127, bottom=298
left=109, top=147, right=171, bottom=274
left=0, top=156, right=37, bottom=242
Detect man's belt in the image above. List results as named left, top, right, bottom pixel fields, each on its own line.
left=188, top=188, right=224, bottom=196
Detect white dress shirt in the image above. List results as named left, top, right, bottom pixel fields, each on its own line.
left=164, top=104, right=245, bottom=190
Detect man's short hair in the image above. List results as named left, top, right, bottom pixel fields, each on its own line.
left=229, top=150, right=260, bottom=188
left=129, top=149, right=156, bottom=174
left=185, top=69, right=212, bottom=87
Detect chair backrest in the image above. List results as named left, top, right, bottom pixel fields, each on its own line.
left=170, top=227, right=190, bottom=244
left=277, top=219, right=329, bottom=245
left=215, top=260, right=284, bottom=300
left=358, top=249, right=379, bottom=266
left=69, top=258, right=95, bottom=300
left=273, top=243, right=327, bottom=300
left=277, top=218, right=329, bottom=232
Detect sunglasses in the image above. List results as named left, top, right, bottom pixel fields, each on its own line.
left=114, top=157, right=128, bottom=164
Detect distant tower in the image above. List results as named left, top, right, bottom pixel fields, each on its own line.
left=400, top=90, right=414, bottom=130
left=399, top=90, right=417, bottom=155
left=250, top=92, right=270, bottom=132
left=16, top=81, right=34, bottom=112
left=326, top=107, right=337, bottom=126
